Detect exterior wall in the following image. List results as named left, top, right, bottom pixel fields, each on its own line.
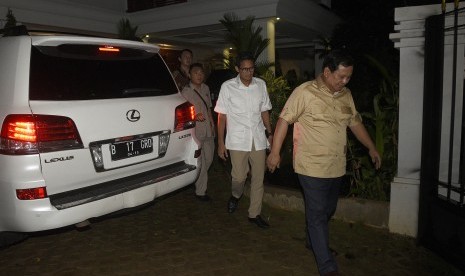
left=132, top=0, right=279, bottom=34
left=389, top=3, right=464, bottom=237
left=278, top=48, right=314, bottom=80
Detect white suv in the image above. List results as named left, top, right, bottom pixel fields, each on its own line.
left=0, top=27, right=200, bottom=246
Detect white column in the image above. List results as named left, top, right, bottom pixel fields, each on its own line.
left=255, top=18, right=276, bottom=72
left=314, top=44, right=324, bottom=77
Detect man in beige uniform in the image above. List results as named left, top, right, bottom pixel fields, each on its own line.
left=267, top=50, right=381, bottom=276
left=181, top=63, right=215, bottom=201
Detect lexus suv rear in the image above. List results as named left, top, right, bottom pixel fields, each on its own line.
left=0, top=27, right=200, bottom=246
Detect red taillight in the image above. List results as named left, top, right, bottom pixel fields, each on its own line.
left=0, top=114, right=83, bottom=155
left=16, top=187, right=48, bottom=200
left=174, top=102, right=196, bottom=132
left=5, top=120, right=36, bottom=142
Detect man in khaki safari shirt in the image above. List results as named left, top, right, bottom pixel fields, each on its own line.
left=267, top=50, right=381, bottom=276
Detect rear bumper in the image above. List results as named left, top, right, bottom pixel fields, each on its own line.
left=0, top=161, right=199, bottom=232
left=50, top=161, right=195, bottom=209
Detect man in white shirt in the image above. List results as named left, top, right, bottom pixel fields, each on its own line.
left=214, top=52, right=273, bottom=228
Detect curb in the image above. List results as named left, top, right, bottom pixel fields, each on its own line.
left=247, top=184, right=390, bottom=229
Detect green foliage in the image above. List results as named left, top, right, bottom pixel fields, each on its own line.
left=260, top=70, right=294, bottom=167
left=260, top=70, right=291, bottom=127
left=4, top=8, right=17, bottom=29
left=220, top=12, right=269, bottom=60
left=117, top=18, right=141, bottom=41
left=346, top=55, right=398, bottom=201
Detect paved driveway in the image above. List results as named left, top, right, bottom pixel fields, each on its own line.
left=0, top=165, right=462, bottom=276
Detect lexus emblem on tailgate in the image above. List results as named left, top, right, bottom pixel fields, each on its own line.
left=126, top=109, right=140, bottom=122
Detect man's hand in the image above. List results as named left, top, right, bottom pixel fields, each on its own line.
left=266, top=152, right=281, bottom=173
left=267, top=135, right=273, bottom=151
left=349, top=123, right=382, bottom=170
left=369, top=149, right=382, bottom=170
left=217, top=143, right=228, bottom=161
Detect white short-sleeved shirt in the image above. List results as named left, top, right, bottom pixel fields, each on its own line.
left=214, top=75, right=272, bottom=151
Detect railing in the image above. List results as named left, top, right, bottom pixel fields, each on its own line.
left=437, top=6, right=465, bottom=207
left=418, top=2, right=465, bottom=272
left=127, top=0, right=187, bottom=12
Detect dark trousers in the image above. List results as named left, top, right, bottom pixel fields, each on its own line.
left=298, top=174, right=342, bottom=275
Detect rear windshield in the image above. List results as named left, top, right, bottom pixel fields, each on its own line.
left=29, top=44, right=178, bottom=100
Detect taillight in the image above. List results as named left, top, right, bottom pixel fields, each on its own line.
left=16, top=187, right=48, bottom=200
left=174, top=102, right=195, bottom=132
left=0, top=114, right=83, bottom=155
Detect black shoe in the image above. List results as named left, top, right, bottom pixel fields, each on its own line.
left=195, top=194, right=211, bottom=202
left=248, top=215, right=270, bottom=228
left=227, top=196, right=239, bottom=213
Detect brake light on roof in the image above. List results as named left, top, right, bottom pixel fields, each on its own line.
left=0, top=114, right=83, bottom=155
left=99, top=46, right=120, bottom=52
left=174, top=102, right=195, bottom=132
left=16, top=187, right=47, bottom=200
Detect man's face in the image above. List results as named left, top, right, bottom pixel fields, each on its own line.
left=235, top=59, right=255, bottom=85
left=323, top=64, right=353, bottom=93
left=189, top=66, right=204, bottom=86
left=179, top=51, right=192, bottom=67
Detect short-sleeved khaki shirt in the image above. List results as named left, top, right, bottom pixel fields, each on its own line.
left=181, top=82, right=215, bottom=141
left=279, top=75, right=362, bottom=178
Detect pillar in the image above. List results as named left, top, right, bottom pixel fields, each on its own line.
left=255, top=18, right=276, bottom=73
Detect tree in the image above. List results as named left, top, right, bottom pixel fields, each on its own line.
left=4, top=8, right=17, bottom=29
left=117, top=18, right=141, bottom=41
left=219, top=12, right=272, bottom=73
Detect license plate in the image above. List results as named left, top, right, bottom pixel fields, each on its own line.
left=110, top=137, right=153, bottom=161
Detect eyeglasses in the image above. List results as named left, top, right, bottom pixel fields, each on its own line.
left=239, top=67, right=255, bottom=73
